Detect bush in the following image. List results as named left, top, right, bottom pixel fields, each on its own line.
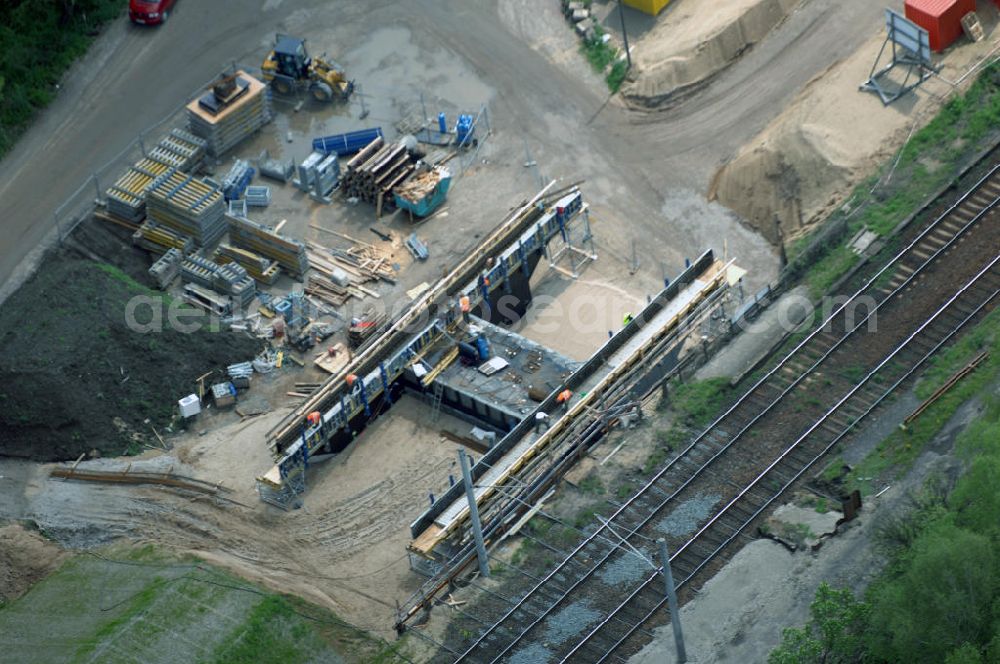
left=0, top=1, right=123, bottom=156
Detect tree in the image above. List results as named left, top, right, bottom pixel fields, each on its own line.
left=769, top=583, right=868, bottom=664
left=951, top=455, right=1000, bottom=538
left=868, top=521, right=997, bottom=663
left=944, top=643, right=983, bottom=664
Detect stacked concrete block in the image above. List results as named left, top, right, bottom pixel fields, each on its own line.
left=148, top=248, right=183, bottom=289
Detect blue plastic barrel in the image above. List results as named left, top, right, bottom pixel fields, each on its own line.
left=438, top=112, right=447, bottom=134
left=458, top=342, right=479, bottom=361
left=476, top=335, right=490, bottom=361
left=456, top=114, right=475, bottom=145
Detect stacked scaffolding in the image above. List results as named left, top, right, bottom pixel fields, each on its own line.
left=106, top=157, right=173, bottom=222
left=222, top=159, right=255, bottom=201
left=105, top=130, right=207, bottom=222
left=146, top=170, right=226, bottom=247
left=213, top=262, right=257, bottom=308
left=215, top=244, right=280, bottom=285
left=227, top=214, right=309, bottom=279
left=158, top=129, right=207, bottom=171
left=186, top=71, right=272, bottom=158
left=132, top=219, right=195, bottom=255
left=181, top=254, right=222, bottom=289
left=181, top=254, right=256, bottom=309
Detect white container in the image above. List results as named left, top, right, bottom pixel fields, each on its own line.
left=178, top=394, right=201, bottom=418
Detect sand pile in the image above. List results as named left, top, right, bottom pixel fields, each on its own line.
left=709, top=16, right=1000, bottom=246
left=624, top=0, right=798, bottom=107
left=0, top=523, right=66, bottom=603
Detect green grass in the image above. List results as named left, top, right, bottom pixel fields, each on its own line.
left=606, top=60, right=628, bottom=92
left=670, top=377, right=732, bottom=428
left=580, top=25, right=625, bottom=92
left=790, top=63, right=1000, bottom=298
left=0, top=1, right=124, bottom=157
left=806, top=244, right=860, bottom=299
left=771, top=392, right=1000, bottom=663
left=577, top=473, right=605, bottom=495
left=0, top=547, right=400, bottom=664
left=644, top=445, right=670, bottom=475
left=95, top=262, right=156, bottom=294
left=845, top=307, right=1000, bottom=496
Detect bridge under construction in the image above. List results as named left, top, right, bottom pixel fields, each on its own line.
left=252, top=182, right=744, bottom=633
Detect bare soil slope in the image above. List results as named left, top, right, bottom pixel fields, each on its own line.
left=0, top=223, right=261, bottom=461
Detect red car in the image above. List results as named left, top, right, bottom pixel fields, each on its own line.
left=129, top=0, right=175, bottom=25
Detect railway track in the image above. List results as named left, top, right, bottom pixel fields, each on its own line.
left=446, top=163, right=1000, bottom=662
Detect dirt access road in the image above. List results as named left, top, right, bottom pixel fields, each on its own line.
left=0, top=0, right=882, bottom=308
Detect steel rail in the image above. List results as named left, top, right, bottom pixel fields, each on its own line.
left=396, top=282, right=730, bottom=629
left=453, top=171, right=1000, bottom=663
left=564, top=254, right=1000, bottom=663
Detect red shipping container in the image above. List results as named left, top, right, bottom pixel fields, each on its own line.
left=904, top=0, right=976, bottom=52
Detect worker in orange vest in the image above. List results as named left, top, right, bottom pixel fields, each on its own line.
left=306, top=411, right=321, bottom=427
left=556, top=389, right=572, bottom=412
left=345, top=373, right=357, bottom=387
left=459, top=295, right=471, bottom=323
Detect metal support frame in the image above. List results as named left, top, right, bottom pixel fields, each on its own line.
left=658, top=538, right=687, bottom=663
left=459, top=449, right=490, bottom=578
left=861, top=9, right=936, bottom=106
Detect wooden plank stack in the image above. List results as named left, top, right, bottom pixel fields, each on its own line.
left=186, top=71, right=272, bottom=159
left=308, top=239, right=394, bottom=285
left=304, top=274, right=351, bottom=308
left=348, top=310, right=388, bottom=349
left=227, top=214, right=309, bottom=279
left=146, top=170, right=227, bottom=247
left=215, top=243, right=280, bottom=285
left=340, top=137, right=417, bottom=208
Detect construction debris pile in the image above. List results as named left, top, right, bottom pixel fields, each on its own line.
left=304, top=236, right=393, bottom=308
left=394, top=165, right=451, bottom=217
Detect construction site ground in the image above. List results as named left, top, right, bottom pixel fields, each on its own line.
left=1, top=0, right=998, bottom=660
